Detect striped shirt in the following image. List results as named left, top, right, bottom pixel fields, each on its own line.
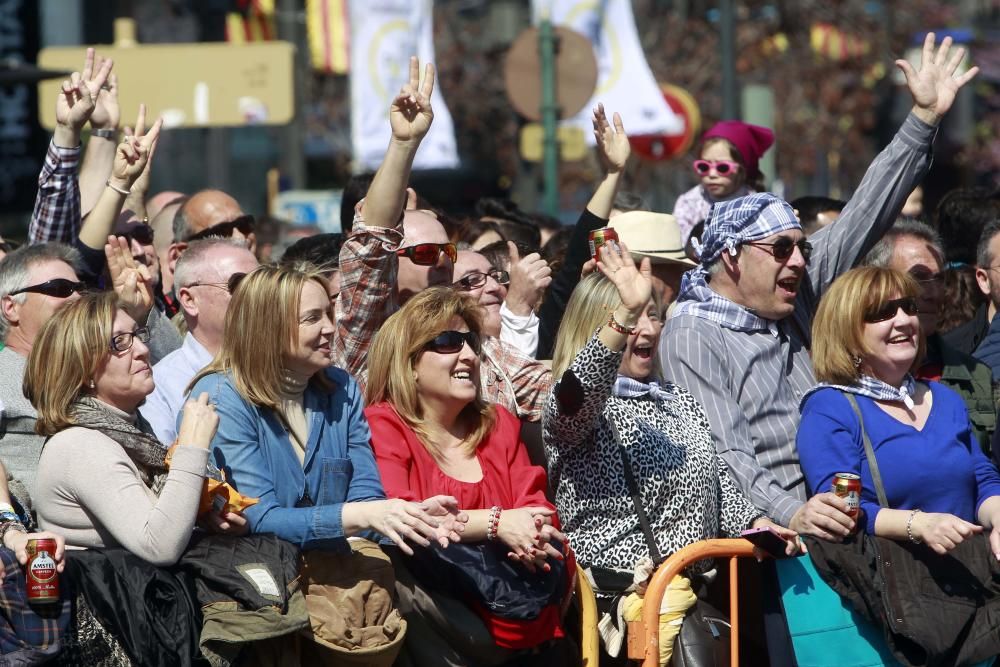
left=660, top=113, right=937, bottom=526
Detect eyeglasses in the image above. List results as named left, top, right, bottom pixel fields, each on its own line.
left=864, top=297, right=920, bottom=323
left=186, top=272, right=247, bottom=294
left=451, top=269, right=510, bottom=291
left=110, top=326, right=151, bottom=353
left=693, top=159, right=741, bottom=176
left=396, top=242, right=457, bottom=266
left=117, top=223, right=155, bottom=246
left=745, top=237, right=813, bottom=262
left=423, top=330, right=481, bottom=355
left=9, top=278, right=85, bottom=298
left=186, top=215, right=255, bottom=243
left=908, top=269, right=943, bottom=284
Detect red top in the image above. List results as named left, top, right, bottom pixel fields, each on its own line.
left=366, top=402, right=570, bottom=649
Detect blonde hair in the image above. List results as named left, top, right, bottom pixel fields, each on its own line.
left=551, top=273, right=663, bottom=380
left=190, top=265, right=332, bottom=409
left=812, top=266, right=925, bottom=385
left=25, top=291, right=119, bottom=436
left=366, top=287, right=495, bottom=457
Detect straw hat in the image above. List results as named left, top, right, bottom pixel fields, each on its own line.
left=609, top=211, right=695, bottom=267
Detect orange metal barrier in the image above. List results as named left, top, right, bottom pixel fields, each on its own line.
left=639, top=538, right=758, bottom=667
left=575, top=567, right=601, bottom=666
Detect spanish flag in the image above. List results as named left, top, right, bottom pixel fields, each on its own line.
left=226, top=0, right=276, bottom=44
left=306, top=0, right=350, bottom=74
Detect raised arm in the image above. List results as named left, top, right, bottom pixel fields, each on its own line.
left=78, top=52, right=120, bottom=219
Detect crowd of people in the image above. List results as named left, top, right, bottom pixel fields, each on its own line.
left=0, top=31, right=996, bottom=666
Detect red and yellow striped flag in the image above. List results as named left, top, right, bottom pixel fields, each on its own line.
left=226, top=0, right=276, bottom=44
left=306, top=0, right=350, bottom=74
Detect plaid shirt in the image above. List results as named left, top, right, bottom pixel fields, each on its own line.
left=335, top=210, right=552, bottom=421
left=29, top=139, right=82, bottom=245
left=0, top=548, right=70, bottom=659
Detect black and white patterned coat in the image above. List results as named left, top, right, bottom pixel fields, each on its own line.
left=542, top=334, right=762, bottom=575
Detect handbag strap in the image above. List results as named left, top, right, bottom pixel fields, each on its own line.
left=842, top=392, right=889, bottom=508
left=607, top=417, right=664, bottom=564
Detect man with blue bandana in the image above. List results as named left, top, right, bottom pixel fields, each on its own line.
left=660, top=33, right=979, bottom=540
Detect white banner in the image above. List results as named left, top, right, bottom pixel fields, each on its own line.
left=349, top=0, right=460, bottom=171
left=531, top=0, right=684, bottom=142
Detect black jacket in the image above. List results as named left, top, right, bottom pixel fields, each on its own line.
left=943, top=303, right=991, bottom=356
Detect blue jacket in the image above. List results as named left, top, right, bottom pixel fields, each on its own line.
left=188, top=367, right=385, bottom=551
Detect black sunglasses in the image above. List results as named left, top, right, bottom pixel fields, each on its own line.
left=396, top=242, right=458, bottom=266
left=864, top=297, right=920, bottom=323
left=451, top=269, right=510, bottom=291
left=186, top=215, right=255, bottom=243
left=423, top=330, right=481, bottom=355
left=117, top=223, right=155, bottom=246
left=745, top=237, right=813, bottom=262
left=9, top=278, right=85, bottom=298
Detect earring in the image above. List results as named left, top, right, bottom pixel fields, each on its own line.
left=852, top=356, right=862, bottom=369
left=88, top=380, right=95, bottom=389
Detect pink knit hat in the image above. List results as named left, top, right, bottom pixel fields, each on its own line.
left=702, top=121, right=774, bottom=179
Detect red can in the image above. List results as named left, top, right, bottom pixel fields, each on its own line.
left=832, top=473, right=862, bottom=521
left=25, top=538, right=59, bottom=604
left=589, top=227, right=619, bottom=262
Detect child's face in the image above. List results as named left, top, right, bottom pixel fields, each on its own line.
left=698, top=141, right=743, bottom=198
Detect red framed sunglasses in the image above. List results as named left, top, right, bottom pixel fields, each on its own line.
left=396, top=242, right=457, bottom=266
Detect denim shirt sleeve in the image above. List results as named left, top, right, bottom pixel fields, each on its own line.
left=191, top=371, right=384, bottom=550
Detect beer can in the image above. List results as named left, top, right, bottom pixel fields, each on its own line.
left=832, top=473, right=862, bottom=520
left=589, top=227, right=619, bottom=262
left=25, top=538, right=59, bottom=604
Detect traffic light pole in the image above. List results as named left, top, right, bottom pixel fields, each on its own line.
left=539, top=16, right=559, bottom=217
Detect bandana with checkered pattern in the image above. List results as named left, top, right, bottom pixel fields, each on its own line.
left=801, top=374, right=918, bottom=411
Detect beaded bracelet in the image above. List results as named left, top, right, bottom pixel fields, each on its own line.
left=486, top=505, right=502, bottom=541
left=906, top=508, right=922, bottom=544
left=605, top=312, right=636, bottom=335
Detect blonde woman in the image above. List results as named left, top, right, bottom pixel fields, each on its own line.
left=365, top=286, right=573, bottom=666
left=26, top=291, right=218, bottom=566
left=544, top=242, right=796, bottom=665
left=187, top=265, right=465, bottom=551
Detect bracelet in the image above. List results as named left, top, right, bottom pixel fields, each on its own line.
left=486, top=505, right=502, bottom=541
left=906, top=508, right=922, bottom=544
left=106, top=179, right=131, bottom=196
left=92, top=128, right=118, bottom=140
left=606, top=312, right=636, bottom=335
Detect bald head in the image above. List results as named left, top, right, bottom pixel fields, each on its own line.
left=173, top=189, right=244, bottom=242
left=147, top=190, right=185, bottom=221
left=397, top=210, right=454, bottom=303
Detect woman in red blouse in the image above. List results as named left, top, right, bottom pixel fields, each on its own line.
left=366, top=287, right=574, bottom=666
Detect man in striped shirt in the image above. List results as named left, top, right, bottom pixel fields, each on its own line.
left=660, top=34, right=978, bottom=539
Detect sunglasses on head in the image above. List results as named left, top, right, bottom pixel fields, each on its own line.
left=423, top=330, right=481, bottom=355
left=864, top=297, right=920, bottom=323
left=9, top=278, right=85, bottom=299
left=396, top=242, right=457, bottom=266
left=745, top=237, right=813, bottom=262
left=186, top=215, right=255, bottom=243
left=117, top=223, right=155, bottom=246
left=693, top=159, right=741, bottom=176
left=451, top=269, right=510, bottom=291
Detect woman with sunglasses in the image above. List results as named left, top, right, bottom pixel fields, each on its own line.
left=545, top=242, right=796, bottom=666
left=24, top=291, right=220, bottom=565
left=365, top=287, right=574, bottom=666
left=188, top=265, right=466, bottom=553
left=672, top=120, right=774, bottom=243
left=799, top=266, right=1000, bottom=554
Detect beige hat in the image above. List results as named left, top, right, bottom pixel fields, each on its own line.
left=609, top=211, right=695, bottom=267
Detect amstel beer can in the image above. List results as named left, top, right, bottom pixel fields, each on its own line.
left=25, top=538, right=59, bottom=603
left=832, top=473, right=862, bottom=521
left=589, top=227, right=619, bottom=262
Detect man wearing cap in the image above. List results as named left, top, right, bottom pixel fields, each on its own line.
left=660, top=34, right=978, bottom=539
left=609, top=211, right=695, bottom=307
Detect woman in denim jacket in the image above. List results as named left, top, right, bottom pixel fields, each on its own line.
left=188, top=265, right=466, bottom=552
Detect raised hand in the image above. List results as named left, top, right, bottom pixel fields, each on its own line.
left=390, top=56, right=435, bottom=144
left=106, top=235, right=155, bottom=322
left=592, top=103, right=630, bottom=174
left=88, top=52, right=120, bottom=131
left=176, top=393, right=220, bottom=450
left=597, top=240, right=652, bottom=314
left=897, top=32, right=979, bottom=125
left=505, top=241, right=552, bottom=316
left=110, top=104, right=163, bottom=192
left=56, top=47, right=113, bottom=132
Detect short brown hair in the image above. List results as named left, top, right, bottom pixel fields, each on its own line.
left=812, top=266, right=925, bottom=385
left=190, top=265, right=332, bottom=410
left=25, top=291, right=119, bottom=436
left=366, top=287, right=495, bottom=457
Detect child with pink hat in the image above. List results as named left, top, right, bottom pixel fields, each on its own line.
left=672, top=120, right=775, bottom=243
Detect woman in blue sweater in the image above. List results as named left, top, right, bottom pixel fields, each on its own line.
left=798, top=266, right=1000, bottom=556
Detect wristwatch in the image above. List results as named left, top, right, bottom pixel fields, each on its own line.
left=92, top=128, right=118, bottom=140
